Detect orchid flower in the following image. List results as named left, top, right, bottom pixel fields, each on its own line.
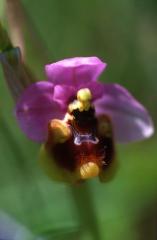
left=15, top=57, right=154, bottom=183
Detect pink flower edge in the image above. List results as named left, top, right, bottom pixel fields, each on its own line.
left=45, top=56, right=107, bottom=86
left=15, top=57, right=154, bottom=143
left=94, top=83, right=154, bottom=143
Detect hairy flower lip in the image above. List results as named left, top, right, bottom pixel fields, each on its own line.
left=45, top=106, right=115, bottom=182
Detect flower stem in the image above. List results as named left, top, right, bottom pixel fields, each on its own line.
left=0, top=21, right=13, bottom=51
left=69, top=182, right=101, bottom=240
left=5, top=0, right=26, bottom=57
left=0, top=47, right=36, bottom=101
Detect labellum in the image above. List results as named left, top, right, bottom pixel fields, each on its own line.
left=42, top=88, right=117, bottom=183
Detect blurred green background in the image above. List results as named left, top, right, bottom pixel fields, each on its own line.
left=0, top=0, right=157, bottom=239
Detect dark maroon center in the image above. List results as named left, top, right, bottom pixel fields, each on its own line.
left=46, top=107, right=115, bottom=175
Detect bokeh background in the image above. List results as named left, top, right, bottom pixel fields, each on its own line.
left=0, top=0, right=157, bottom=239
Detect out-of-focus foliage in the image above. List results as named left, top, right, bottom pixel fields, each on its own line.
left=0, top=211, right=43, bottom=240
left=0, top=0, right=157, bottom=239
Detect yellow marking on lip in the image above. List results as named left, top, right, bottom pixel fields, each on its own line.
left=79, top=162, right=100, bottom=179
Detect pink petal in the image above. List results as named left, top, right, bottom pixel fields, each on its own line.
left=15, top=81, right=64, bottom=142
left=45, top=57, right=107, bottom=87
left=94, top=84, right=154, bottom=143
left=79, top=81, right=104, bottom=101
left=53, top=84, right=76, bottom=109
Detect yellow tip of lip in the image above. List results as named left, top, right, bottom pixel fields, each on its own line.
left=79, top=162, right=100, bottom=179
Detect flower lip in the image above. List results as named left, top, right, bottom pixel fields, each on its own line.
left=45, top=105, right=115, bottom=181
